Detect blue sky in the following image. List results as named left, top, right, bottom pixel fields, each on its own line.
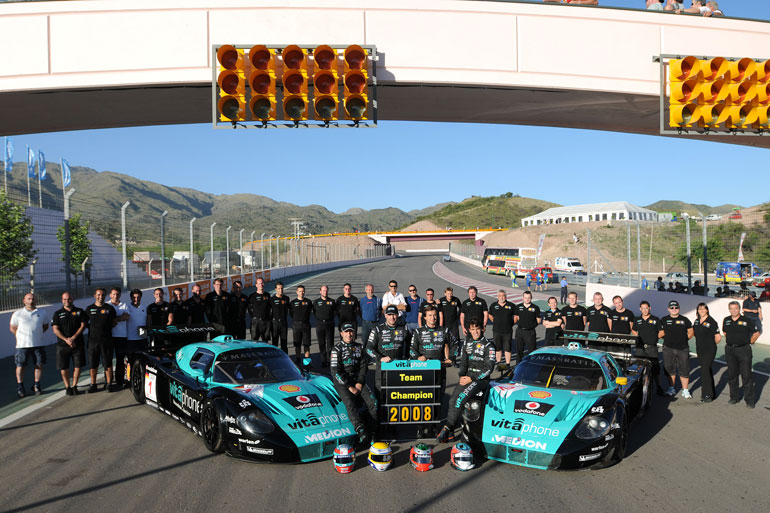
left=8, top=0, right=770, bottom=214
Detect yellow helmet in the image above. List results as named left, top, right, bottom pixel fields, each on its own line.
left=367, top=441, right=392, bottom=471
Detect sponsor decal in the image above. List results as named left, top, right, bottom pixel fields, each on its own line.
left=287, top=412, right=349, bottom=430
left=492, top=383, right=527, bottom=398
left=229, top=427, right=242, bottom=435
left=246, top=446, right=274, bottom=455
left=491, top=435, right=547, bottom=451
left=239, top=400, right=251, bottom=408
left=279, top=384, right=301, bottom=393
left=283, top=394, right=323, bottom=410
left=528, top=390, right=552, bottom=399
left=579, top=453, right=602, bottom=462
left=591, top=443, right=609, bottom=452
left=238, top=438, right=260, bottom=445
left=590, top=406, right=604, bottom=414
left=169, top=382, right=201, bottom=414
left=605, top=434, right=614, bottom=441
left=513, top=400, right=554, bottom=417
left=304, top=427, right=353, bottom=443
left=224, top=415, right=236, bottom=424
left=491, top=419, right=560, bottom=437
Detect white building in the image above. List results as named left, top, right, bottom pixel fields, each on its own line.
left=521, top=201, right=659, bottom=227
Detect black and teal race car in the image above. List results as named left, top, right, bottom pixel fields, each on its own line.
left=125, top=325, right=356, bottom=463
left=460, top=331, right=654, bottom=470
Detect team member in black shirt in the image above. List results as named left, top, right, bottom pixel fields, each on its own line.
left=204, top=278, right=228, bottom=335
left=632, top=301, right=664, bottom=395
left=289, top=285, right=313, bottom=363
left=336, top=283, right=361, bottom=338
left=184, top=284, right=207, bottom=324
left=460, top=286, right=488, bottom=337
left=312, top=285, right=336, bottom=367
left=247, top=277, right=271, bottom=342
left=542, top=297, right=564, bottom=346
left=610, top=295, right=635, bottom=334
left=561, top=292, right=587, bottom=331
left=722, top=301, right=760, bottom=408
left=51, top=292, right=87, bottom=396
left=693, top=303, right=721, bottom=403
left=440, top=287, right=462, bottom=344
left=418, top=288, right=443, bottom=327
left=488, top=290, right=515, bottom=367
left=169, top=287, right=188, bottom=326
left=270, top=282, right=290, bottom=352
left=586, top=292, right=612, bottom=333
left=146, top=288, right=173, bottom=328
left=84, top=288, right=117, bottom=393
left=226, top=280, right=248, bottom=339
left=658, top=300, right=694, bottom=398
left=515, top=291, right=541, bottom=364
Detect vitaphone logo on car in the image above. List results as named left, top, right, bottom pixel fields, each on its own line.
left=286, top=412, right=349, bottom=430
left=491, top=418, right=561, bottom=437
left=169, top=382, right=201, bottom=414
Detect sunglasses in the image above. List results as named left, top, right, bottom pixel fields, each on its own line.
left=669, top=306, right=679, bottom=310
left=389, top=285, right=397, bottom=288
left=409, top=289, right=416, bottom=292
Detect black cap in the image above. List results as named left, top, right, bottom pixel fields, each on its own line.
left=340, top=322, right=355, bottom=332
left=385, top=305, right=399, bottom=315
left=748, top=290, right=757, bottom=297
left=668, top=300, right=680, bottom=308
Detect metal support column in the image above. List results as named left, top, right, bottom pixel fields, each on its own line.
left=160, top=210, right=168, bottom=287
left=190, top=217, right=197, bottom=282
left=121, top=201, right=130, bottom=289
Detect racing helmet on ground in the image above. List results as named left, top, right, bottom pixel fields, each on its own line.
left=333, top=444, right=355, bottom=474
left=367, top=441, right=392, bottom=471
left=450, top=443, right=474, bottom=471
left=409, top=443, right=434, bottom=472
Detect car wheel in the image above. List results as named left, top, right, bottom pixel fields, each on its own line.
left=130, top=359, right=145, bottom=404
left=611, top=408, right=628, bottom=463
left=641, top=372, right=651, bottom=411
left=200, top=399, right=224, bottom=453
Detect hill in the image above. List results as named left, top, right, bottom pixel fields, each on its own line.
left=644, top=200, right=742, bottom=216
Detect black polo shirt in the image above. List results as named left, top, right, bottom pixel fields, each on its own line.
left=440, top=296, right=461, bottom=327
left=204, top=291, right=229, bottom=324
left=722, top=315, right=758, bottom=347
left=419, top=300, right=442, bottom=322
left=633, top=314, right=660, bottom=347
left=147, top=301, right=172, bottom=327
left=51, top=307, right=86, bottom=345
left=693, top=315, right=720, bottom=344
left=184, top=296, right=206, bottom=324
left=561, top=305, right=587, bottom=331
left=170, top=300, right=189, bottom=326
left=312, top=296, right=336, bottom=322
left=660, top=315, right=692, bottom=350
left=489, top=301, right=516, bottom=333
left=542, top=308, right=564, bottom=338
left=610, top=309, right=635, bottom=335
left=289, top=297, right=313, bottom=327
left=84, top=303, right=117, bottom=342
left=227, top=293, right=248, bottom=318
left=586, top=305, right=612, bottom=333
left=336, top=295, right=360, bottom=324
left=247, top=291, right=271, bottom=321
left=271, top=294, right=290, bottom=323
left=460, top=297, right=488, bottom=328
left=516, top=303, right=541, bottom=330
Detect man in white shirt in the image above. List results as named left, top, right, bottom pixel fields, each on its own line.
left=381, top=280, right=408, bottom=321
left=10, top=292, right=49, bottom=398
left=126, top=288, right=147, bottom=351
left=108, top=287, right=131, bottom=388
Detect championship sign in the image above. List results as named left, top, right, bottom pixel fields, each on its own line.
left=380, top=360, right=441, bottom=425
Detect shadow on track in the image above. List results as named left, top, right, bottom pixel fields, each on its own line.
left=0, top=403, right=138, bottom=433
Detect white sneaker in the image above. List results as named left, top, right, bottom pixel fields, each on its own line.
left=681, top=389, right=692, bottom=399
left=666, top=387, right=676, bottom=397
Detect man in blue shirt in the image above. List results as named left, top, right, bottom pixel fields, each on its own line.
left=559, top=276, right=569, bottom=304
left=359, top=283, right=382, bottom=345
left=404, top=285, right=424, bottom=333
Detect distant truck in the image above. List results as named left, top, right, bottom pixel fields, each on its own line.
left=554, top=257, right=584, bottom=273
left=715, top=261, right=762, bottom=284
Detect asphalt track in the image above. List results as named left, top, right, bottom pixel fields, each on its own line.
left=1, top=256, right=768, bottom=513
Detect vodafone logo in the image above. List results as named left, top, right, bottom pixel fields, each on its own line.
left=525, top=401, right=540, bottom=410
left=297, top=395, right=310, bottom=404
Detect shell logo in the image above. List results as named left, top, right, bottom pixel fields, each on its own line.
left=279, top=384, right=301, bottom=393
left=528, top=390, right=552, bottom=399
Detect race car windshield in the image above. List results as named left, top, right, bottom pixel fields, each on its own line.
left=512, top=355, right=606, bottom=391
left=212, top=348, right=303, bottom=384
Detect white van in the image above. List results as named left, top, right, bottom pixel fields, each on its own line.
left=554, top=257, right=584, bottom=273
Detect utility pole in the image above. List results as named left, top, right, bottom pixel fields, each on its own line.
left=160, top=210, right=168, bottom=287
left=190, top=217, right=197, bottom=282
left=210, top=222, right=217, bottom=279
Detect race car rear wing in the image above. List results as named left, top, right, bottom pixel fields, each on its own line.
left=138, top=324, right=220, bottom=354
left=559, top=330, right=642, bottom=361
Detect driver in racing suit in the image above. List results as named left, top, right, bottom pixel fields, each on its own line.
left=331, top=322, right=378, bottom=444
left=437, top=318, right=496, bottom=443
left=367, top=305, right=412, bottom=401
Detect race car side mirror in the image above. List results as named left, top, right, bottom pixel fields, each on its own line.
left=615, top=377, right=628, bottom=386
left=302, top=357, right=312, bottom=368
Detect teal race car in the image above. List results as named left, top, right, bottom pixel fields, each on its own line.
left=126, top=326, right=356, bottom=463
left=460, top=332, right=653, bottom=469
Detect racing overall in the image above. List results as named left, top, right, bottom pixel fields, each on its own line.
left=247, top=291, right=271, bottom=342
left=445, top=337, right=496, bottom=429
left=312, top=296, right=337, bottom=365
left=367, top=322, right=412, bottom=401
left=330, top=341, right=378, bottom=432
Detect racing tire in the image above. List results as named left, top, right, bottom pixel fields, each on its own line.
left=641, top=372, right=651, bottom=412
left=610, top=408, right=628, bottom=464
left=130, top=359, right=145, bottom=404
left=200, top=399, right=225, bottom=453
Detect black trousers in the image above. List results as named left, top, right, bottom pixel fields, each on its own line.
left=292, top=325, right=311, bottom=352
left=725, top=344, right=754, bottom=405
left=315, top=320, right=335, bottom=362
left=695, top=339, right=717, bottom=399
left=516, top=328, right=537, bottom=363
left=250, top=318, right=271, bottom=342
left=640, top=344, right=663, bottom=390
left=446, top=379, right=490, bottom=429
left=113, top=337, right=128, bottom=385
left=560, top=287, right=568, bottom=304
left=334, top=383, right=378, bottom=431
left=271, top=320, right=288, bottom=353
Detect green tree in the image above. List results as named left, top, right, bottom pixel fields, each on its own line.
left=676, top=237, right=727, bottom=268
left=0, top=192, right=36, bottom=284
left=57, top=213, right=92, bottom=282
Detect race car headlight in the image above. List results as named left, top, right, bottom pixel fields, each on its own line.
left=461, top=399, right=482, bottom=423
left=575, top=416, right=611, bottom=440
left=237, top=410, right=275, bottom=435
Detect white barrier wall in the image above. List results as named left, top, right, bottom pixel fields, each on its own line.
left=0, top=255, right=392, bottom=358
left=585, top=282, right=769, bottom=346
left=449, top=252, right=482, bottom=268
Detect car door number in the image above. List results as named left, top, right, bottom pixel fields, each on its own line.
left=145, top=372, right=157, bottom=402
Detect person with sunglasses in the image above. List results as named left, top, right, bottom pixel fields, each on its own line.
left=658, top=300, right=694, bottom=398
left=381, top=280, right=408, bottom=322
left=404, top=285, right=424, bottom=333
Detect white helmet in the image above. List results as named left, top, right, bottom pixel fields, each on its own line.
left=367, top=441, right=392, bottom=471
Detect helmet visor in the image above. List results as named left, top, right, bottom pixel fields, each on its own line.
left=454, top=454, right=473, bottom=464
left=414, top=454, right=432, bottom=465
left=370, top=453, right=391, bottom=463
left=334, top=455, right=354, bottom=465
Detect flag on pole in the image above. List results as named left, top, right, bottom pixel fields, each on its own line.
left=27, top=146, right=36, bottom=178
left=4, top=137, right=12, bottom=174
left=38, top=151, right=46, bottom=180
left=62, top=158, right=72, bottom=188
left=738, top=232, right=747, bottom=262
